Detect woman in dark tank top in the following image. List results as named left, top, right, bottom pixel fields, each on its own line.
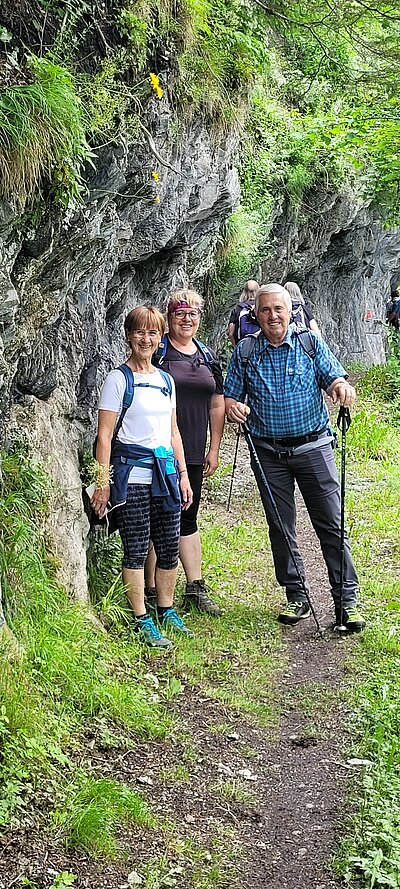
left=145, top=289, right=225, bottom=617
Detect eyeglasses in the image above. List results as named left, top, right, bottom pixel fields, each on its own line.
left=172, top=309, right=201, bottom=320
left=131, top=329, right=160, bottom=338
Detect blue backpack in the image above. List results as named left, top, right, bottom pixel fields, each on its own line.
left=236, top=303, right=260, bottom=341
left=93, top=363, right=172, bottom=456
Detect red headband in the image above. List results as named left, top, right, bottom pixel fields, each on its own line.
left=167, top=298, right=190, bottom=314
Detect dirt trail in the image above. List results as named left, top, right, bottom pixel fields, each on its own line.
left=210, top=431, right=353, bottom=888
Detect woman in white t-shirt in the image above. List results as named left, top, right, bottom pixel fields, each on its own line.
left=91, top=305, right=193, bottom=650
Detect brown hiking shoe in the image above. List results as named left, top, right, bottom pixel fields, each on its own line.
left=183, top=580, right=221, bottom=617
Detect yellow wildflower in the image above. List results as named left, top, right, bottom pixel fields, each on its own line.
left=154, top=195, right=161, bottom=204
left=152, top=171, right=160, bottom=181
left=149, top=72, right=163, bottom=99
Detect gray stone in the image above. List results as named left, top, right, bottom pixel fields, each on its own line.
left=0, top=115, right=239, bottom=601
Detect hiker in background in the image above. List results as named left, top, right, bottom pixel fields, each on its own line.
left=91, top=305, right=193, bottom=650
left=227, top=279, right=260, bottom=346
left=224, top=283, right=365, bottom=633
left=284, top=281, right=321, bottom=335
left=386, top=287, right=400, bottom=331
left=145, top=289, right=225, bottom=617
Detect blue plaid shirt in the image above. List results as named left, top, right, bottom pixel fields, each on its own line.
left=224, top=326, right=347, bottom=439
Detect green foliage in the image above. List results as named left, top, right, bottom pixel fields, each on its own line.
left=49, top=876, right=76, bottom=889
left=175, top=0, right=266, bottom=121
left=212, top=778, right=255, bottom=804
left=355, top=346, right=400, bottom=426
left=333, top=374, right=400, bottom=888
left=86, top=530, right=134, bottom=627
left=80, top=50, right=141, bottom=140
left=3, top=0, right=400, bottom=224
left=118, top=1, right=176, bottom=70
left=345, top=409, right=396, bottom=462
left=337, top=601, right=400, bottom=887
left=0, top=450, right=171, bottom=829
left=206, top=207, right=266, bottom=321
left=0, top=55, right=90, bottom=207
left=52, top=775, right=154, bottom=856
left=119, top=9, right=149, bottom=68
left=241, top=87, right=352, bottom=214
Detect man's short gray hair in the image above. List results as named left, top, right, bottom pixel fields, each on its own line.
left=255, top=283, right=292, bottom=312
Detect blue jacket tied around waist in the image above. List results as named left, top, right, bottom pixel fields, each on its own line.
left=110, top=440, right=181, bottom=513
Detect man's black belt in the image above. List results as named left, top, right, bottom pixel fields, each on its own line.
left=264, top=426, right=329, bottom=448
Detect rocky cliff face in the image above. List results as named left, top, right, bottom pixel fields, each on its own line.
left=261, top=189, right=400, bottom=364
left=0, top=112, right=239, bottom=599
left=1, top=110, right=400, bottom=603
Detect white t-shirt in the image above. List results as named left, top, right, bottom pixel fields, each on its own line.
left=99, top=367, right=176, bottom=484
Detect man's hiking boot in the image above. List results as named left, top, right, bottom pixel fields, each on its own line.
left=183, top=580, right=221, bottom=616
left=278, top=601, right=311, bottom=625
left=136, top=615, right=173, bottom=649
left=144, top=586, right=157, bottom=612
left=335, top=606, right=366, bottom=633
left=157, top=607, right=194, bottom=638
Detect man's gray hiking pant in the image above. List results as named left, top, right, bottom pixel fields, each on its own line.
left=251, top=440, right=359, bottom=607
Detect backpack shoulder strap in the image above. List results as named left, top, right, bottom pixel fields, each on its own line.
left=193, top=337, right=213, bottom=365
left=157, top=367, right=173, bottom=398
left=239, top=333, right=258, bottom=366
left=112, top=364, right=135, bottom=440
left=117, top=363, right=135, bottom=408
left=153, top=334, right=168, bottom=366
left=154, top=334, right=214, bottom=369
left=295, top=328, right=316, bottom=359
left=238, top=333, right=259, bottom=398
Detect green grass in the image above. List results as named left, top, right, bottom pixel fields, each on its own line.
left=211, top=778, right=256, bottom=804
left=332, top=377, right=400, bottom=888
left=52, top=775, right=155, bottom=857
left=169, top=510, right=285, bottom=723
left=3, top=364, right=400, bottom=884
left=0, top=55, right=90, bottom=207
left=0, top=441, right=286, bottom=884
left=286, top=681, right=340, bottom=722
left=0, top=451, right=172, bottom=834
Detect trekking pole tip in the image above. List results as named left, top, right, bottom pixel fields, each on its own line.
left=334, top=623, right=348, bottom=636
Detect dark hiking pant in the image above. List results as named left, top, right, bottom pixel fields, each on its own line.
left=251, top=441, right=359, bottom=607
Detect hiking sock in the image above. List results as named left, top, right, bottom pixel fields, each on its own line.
left=156, top=606, right=170, bottom=618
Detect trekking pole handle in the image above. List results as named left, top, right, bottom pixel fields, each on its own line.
left=337, top=405, right=351, bottom=431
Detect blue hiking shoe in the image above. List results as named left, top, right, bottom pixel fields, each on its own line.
left=158, top=607, right=194, bottom=638
left=136, top=615, right=173, bottom=649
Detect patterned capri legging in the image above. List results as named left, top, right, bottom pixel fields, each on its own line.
left=116, top=484, right=181, bottom=570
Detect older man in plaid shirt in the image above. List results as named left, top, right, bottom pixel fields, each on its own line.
left=225, top=283, right=365, bottom=632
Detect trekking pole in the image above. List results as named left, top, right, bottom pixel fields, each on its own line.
left=243, top=423, right=323, bottom=637
left=335, top=405, right=351, bottom=635
left=226, top=429, right=241, bottom=512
